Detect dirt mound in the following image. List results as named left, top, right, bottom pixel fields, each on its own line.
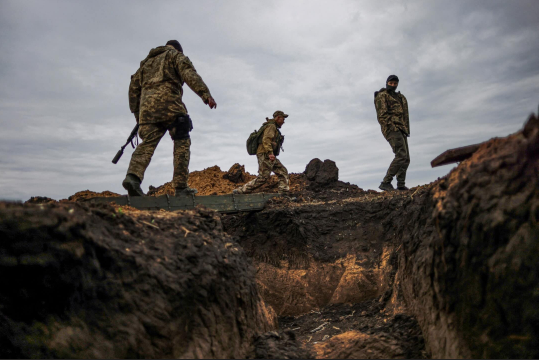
left=146, top=165, right=310, bottom=197
left=25, top=196, right=57, bottom=204
left=53, top=158, right=357, bottom=204
left=0, top=201, right=276, bottom=358
left=66, top=190, right=121, bottom=202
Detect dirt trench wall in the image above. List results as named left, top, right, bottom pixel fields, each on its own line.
left=0, top=203, right=276, bottom=358
left=222, top=192, right=428, bottom=317
left=397, top=114, right=539, bottom=358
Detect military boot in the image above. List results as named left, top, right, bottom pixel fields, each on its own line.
left=175, top=187, right=198, bottom=196
left=397, top=185, right=409, bottom=191
left=379, top=182, right=395, bottom=192
left=122, top=174, right=145, bottom=196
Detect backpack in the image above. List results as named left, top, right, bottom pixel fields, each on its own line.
left=246, top=123, right=270, bottom=155
left=245, top=123, right=285, bottom=156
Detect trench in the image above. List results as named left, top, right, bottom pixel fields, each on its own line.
left=222, top=192, right=431, bottom=358
left=221, top=111, right=539, bottom=358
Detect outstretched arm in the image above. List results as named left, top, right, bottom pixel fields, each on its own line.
left=176, top=55, right=217, bottom=109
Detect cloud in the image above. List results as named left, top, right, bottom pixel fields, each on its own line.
left=0, top=0, right=538, bottom=201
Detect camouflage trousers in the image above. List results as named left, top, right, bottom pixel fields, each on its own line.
left=383, top=130, right=410, bottom=187
left=127, top=120, right=191, bottom=189
left=237, top=153, right=289, bottom=194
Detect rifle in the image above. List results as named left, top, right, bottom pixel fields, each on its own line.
left=112, top=124, right=139, bottom=164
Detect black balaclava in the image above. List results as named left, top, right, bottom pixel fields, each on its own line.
left=166, top=40, right=183, bottom=53
left=386, top=74, right=399, bottom=92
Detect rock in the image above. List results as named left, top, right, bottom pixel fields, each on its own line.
left=304, top=159, right=339, bottom=186
left=223, top=163, right=248, bottom=184
left=0, top=202, right=276, bottom=358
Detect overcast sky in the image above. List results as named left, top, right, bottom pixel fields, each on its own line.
left=1, top=0, right=538, bottom=201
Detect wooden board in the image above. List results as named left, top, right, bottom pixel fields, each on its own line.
left=431, top=142, right=485, bottom=168
left=84, top=193, right=279, bottom=213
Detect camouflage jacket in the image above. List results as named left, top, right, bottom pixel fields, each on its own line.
left=374, top=88, right=410, bottom=139
left=129, top=46, right=212, bottom=124
left=257, top=120, right=283, bottom=156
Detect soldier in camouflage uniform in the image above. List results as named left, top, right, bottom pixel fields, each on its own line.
left=233, top=111, right=290, bottom=195
left=123, top=40, right=217, bottom=196
left=375, top=75, right=410, bottom=191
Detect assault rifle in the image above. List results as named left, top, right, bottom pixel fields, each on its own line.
left=112, top=124, right=139, bottom=164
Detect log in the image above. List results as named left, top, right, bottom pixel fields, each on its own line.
left=430, top=142, right=485, bottom=168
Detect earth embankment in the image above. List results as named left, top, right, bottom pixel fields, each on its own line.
left=0, top=203, right=276, bottom=358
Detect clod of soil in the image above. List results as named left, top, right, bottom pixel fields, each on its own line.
left=223, top=163, right=249, bottom=183
left=305, top=158, right=339, bottom=186
left=0, top=202, right=276, bottom=358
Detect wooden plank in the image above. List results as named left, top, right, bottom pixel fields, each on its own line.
left=130, top=196, right=168, bottom=210
left=83, top=193, right=279, bottom=213
left=431, top=142, right=485, bottom=168
left=169, top=195, right=196, bottom=211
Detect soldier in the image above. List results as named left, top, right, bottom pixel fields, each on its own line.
left=122, top=40, right=217, bottom=196
left=374, top=75, right=410, bottom=191
left=233, top=111, right=290, bottom=195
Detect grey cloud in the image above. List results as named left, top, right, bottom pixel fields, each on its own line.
left=0, top=0, right=538, bottom=201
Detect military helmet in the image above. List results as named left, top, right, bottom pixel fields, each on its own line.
left=273, top=110, right=289, bottom=118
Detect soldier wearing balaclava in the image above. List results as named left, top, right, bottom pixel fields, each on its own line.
left=374, top=75, right=411, bottom=191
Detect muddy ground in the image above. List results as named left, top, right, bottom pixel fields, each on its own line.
left=8, top=110, right=539, bottom=358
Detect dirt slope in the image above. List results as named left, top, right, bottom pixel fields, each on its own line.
left=396, top=112, right=539, bottom=358
left=0, top=202, right=276, bottom=358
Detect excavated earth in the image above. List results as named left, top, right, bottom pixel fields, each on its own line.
left=4, top=111, right=539, bottom=358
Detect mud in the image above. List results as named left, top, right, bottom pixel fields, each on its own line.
left=0, top=202, right=276, bottom=358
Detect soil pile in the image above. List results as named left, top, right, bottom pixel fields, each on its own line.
left=67, top=190, right=121, bottom=202
left=0, top=202, right=276, bottom=358
left=146, top=165, right=308, bottom=197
